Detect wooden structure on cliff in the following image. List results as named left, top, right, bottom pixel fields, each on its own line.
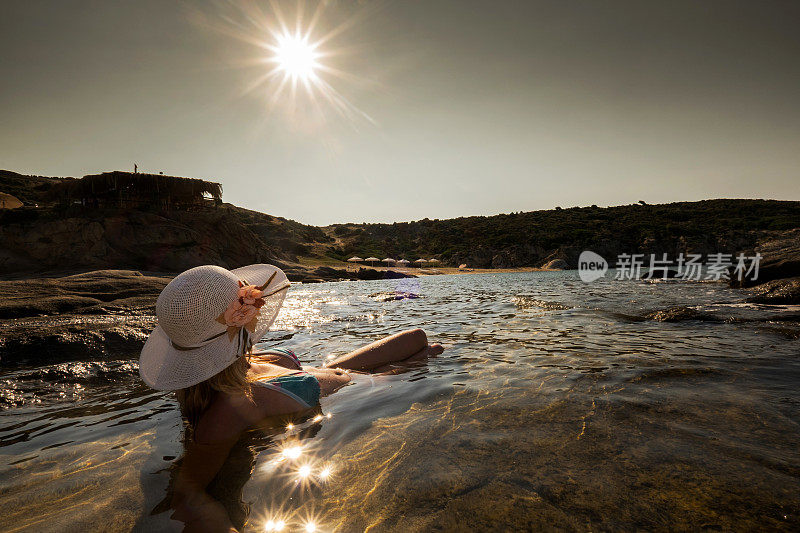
left=52, top=171, right=223, bottom=210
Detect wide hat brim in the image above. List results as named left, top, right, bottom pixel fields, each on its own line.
left=139, top=264, right=289, bottom=391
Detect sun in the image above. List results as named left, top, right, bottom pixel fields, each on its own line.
left=273, top=32, right=320, bottom=83
left=212, top=0, right=374, bottom=125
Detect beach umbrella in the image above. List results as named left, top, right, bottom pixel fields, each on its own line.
left=415, top=258, right=428, bottom=266
left=382, top=258, right=395, bottom=266
left=365, top=256, right=380, bottom=266
left=398, top=259, right=410, bottom=266
left=427, top=258, right=440, bottom=264
left=346, top=256, right=363, bottom=270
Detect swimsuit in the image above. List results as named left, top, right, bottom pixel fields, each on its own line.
left=254, top=371, right=321, bottom=408
left=252, top=348, right=320, bottom=408
left=253, top=347, right=303, bottom=369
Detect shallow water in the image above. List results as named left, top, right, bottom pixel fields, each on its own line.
left=1, top=272, right=799, bottom=531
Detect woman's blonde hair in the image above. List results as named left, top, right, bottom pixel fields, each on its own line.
left=176, top=356, right=253, bottom=429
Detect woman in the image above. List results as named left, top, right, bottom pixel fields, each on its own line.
left=139, top=264, right=443, bottom=532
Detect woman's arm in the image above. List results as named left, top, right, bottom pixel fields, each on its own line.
left=323, top=328, right=433, bottom=371
left=171, top=418, right=242, bottom=531
left=171, top=389, right=311, bottom=531
left=171, top=438, right=240, bottom=532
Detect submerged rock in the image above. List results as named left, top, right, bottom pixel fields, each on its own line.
left=514, top=296, right=572, bottom=310
left=369, top=291, right=421, bottom=302
left=646, top=306, right=719, bottom=322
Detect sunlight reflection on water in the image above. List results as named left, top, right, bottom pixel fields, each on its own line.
left=1, top=272, right=799, bottom=531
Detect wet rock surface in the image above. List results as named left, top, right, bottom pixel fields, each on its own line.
left=0, top=315, right=156, bottom=367
left=353, top=267, right=415, bottom=280
left=646, top=306, right=722, bottom=322
left=281, top=266, right=416, bottom=283
left=369, top=291, right=421, bottom=302
left=643, top=268, right=680, bottom=279
left=746, top=277, right=800, bottom=305
left=644, top=304, right=800, bottom=336
left=0, top=270, right=168, bottom=367
left=541, top=258, right=569, bottom=270
left=0, top=270, right=169, bottom=319
left=731, top=229, right=800, bottom=288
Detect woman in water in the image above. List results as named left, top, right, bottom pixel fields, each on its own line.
left=139, top=264, right=443, bottom=532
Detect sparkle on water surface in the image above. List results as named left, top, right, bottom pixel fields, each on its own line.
left=1, top=272, right=799, bottom=531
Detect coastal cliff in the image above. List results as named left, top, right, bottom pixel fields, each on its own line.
left=0, top=171, right=337, bottom=277
left=0, top=205, right=312, bottom=274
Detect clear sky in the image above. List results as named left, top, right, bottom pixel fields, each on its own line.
left=1, top=0, right=798, bottom=225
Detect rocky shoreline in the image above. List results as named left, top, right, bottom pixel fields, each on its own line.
left=0, top=266, right=417, bottom=367
left=280, top=265, right=416, bottom=284
left=0, top=270, right=163, bottom=366
left=1, top=228, right=798, bottom=368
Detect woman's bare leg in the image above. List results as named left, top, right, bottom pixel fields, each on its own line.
left=324, top=328, right=437, bottom=371
left=372, top=342, right=444, bottom=374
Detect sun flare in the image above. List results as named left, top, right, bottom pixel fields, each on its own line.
left=210, top=1, right=375, bottom=126
left=273, top=32, right=320, bottom=83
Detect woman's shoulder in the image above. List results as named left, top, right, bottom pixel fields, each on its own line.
left=194, top=388, right=306, bottom=443
left=194, top=394, right=253, bottom=444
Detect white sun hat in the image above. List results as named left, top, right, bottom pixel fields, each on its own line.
left=139, top=264, right=290, bottom=391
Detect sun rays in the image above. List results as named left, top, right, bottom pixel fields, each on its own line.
left=198, top=0, right=377, bottom=128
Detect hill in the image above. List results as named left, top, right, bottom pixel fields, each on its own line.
left=326, top=200, right=800, bottom=268
left=2, top=170, right=799, bottom=276
left=0, top=170, right=65, bottom=206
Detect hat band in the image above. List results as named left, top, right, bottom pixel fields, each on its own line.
left=170, top=329, right=228, bottom=351
left=169, top=325, right=253, bottom=358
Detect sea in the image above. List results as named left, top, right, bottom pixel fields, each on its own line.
left=1, top=271, right=799, bottom=531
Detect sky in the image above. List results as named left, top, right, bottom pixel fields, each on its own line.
left=1, top=0, right=798, bottom=226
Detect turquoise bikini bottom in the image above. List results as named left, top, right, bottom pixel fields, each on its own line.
left=255, top=371, right=321, bottom=408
